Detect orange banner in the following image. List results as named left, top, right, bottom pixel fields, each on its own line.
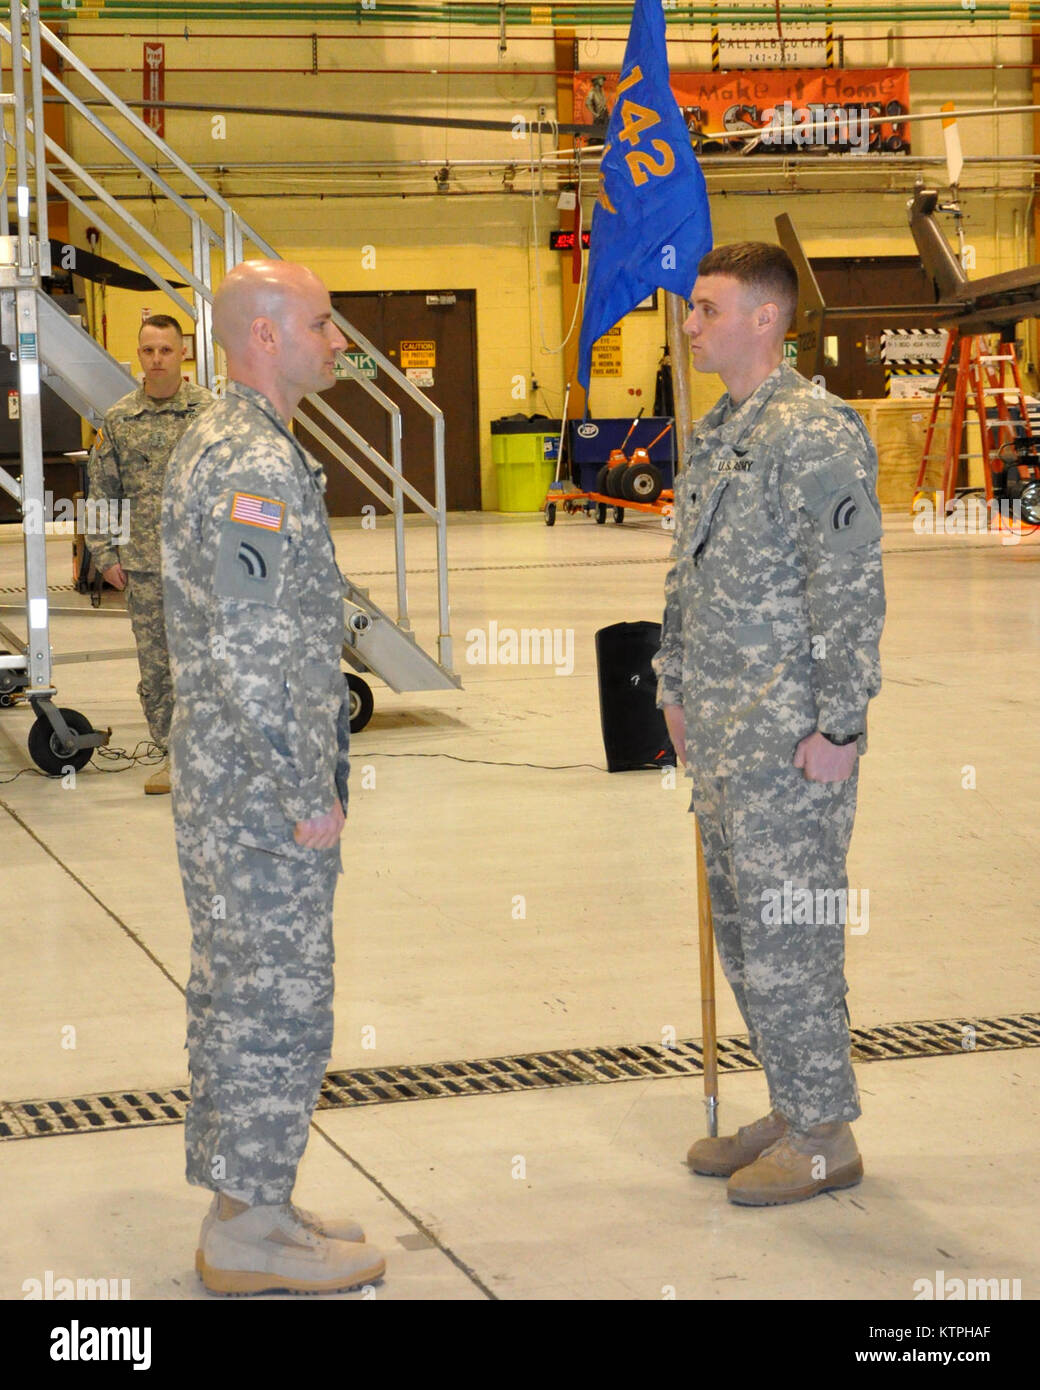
left=575, top=68, right=910, bottom=156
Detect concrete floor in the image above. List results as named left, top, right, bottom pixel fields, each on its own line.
left=0, top=507, right=1037, bottom=1304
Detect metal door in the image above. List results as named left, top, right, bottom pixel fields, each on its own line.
left=303, top=289, right=480, bottom=515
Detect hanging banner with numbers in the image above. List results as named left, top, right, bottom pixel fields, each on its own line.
left=143, top=43, right=165, bottom=136
left=575, top=68, right=910, bottom=157
left=577, top=0, right=712, bottom=391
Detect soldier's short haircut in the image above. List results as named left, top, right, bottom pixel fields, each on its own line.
left=697, top=243, right=799, bottom=333
left=139, top=314, right=183, bottom=339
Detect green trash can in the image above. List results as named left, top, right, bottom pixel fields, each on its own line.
left=491, top=417, right=561, bottom=511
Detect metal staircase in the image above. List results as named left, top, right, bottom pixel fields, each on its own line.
left=0, top=0, right=458, bottom=772
left=32, top=285, right=136, bottom=420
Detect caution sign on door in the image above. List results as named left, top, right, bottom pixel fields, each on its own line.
left=400, top=340, right=436, bottom=369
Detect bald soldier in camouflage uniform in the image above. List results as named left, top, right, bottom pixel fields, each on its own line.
left=87, top=315, right=212, bottom=793
left=654, top=243, right=885, bottom=1206
left=163, top=260, right=384, bottom=1296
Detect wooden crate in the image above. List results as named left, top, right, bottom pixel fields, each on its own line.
left=850, top=398, right=953, bottom=509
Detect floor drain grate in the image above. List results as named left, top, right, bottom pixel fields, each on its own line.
left=2, top=1012, right=1037, bottom=1141
left=0, top=1088, right=190, bottom=1140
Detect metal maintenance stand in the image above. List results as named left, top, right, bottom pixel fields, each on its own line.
left=0, top=1, right=107, bottom=772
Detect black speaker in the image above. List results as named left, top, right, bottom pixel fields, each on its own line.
left=595, top=620, right=676, bottom=772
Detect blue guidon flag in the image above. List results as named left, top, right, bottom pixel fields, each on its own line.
left=577, top=0, right=713, bottom=393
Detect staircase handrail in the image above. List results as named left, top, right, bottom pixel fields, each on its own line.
left=1, top=2, right=454, bottom=672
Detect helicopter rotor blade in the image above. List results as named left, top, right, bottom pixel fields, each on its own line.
left=941, top=101, right=963, bottom=192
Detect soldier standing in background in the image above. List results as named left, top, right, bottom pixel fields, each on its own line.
left=86, top=314, right=212, bottom=793
left=162, top=260, right=385, bottom=1296
left=654, top=243, right=886, bottom=1206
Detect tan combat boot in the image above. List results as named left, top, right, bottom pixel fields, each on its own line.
left=144, top=756, right=170, bottom=795
left=687, top=1108, right=788, bottom=1177
left=726, top=1121, right=863, bottom=1206
left=197, top=1199, right=385, bottom=1296
left=195, top=1194, right=365, bottom=1276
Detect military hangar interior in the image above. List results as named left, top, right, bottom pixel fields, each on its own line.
left=0, top=0, right=1037, bottom=1329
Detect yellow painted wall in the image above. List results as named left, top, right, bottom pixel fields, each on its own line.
left=67, top=198, right=569, bottom=508
left=71, top=183, right=1031, bottom=468
left=51, top=15, right=1036, bottom=502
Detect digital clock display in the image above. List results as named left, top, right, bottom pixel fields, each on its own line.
left=549, top=230, right=591, bottom=250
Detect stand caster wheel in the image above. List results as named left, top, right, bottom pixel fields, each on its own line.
left=345, top=673, right=374, bottom=733
left=27, top=707, right=95, bottom=775
left=0, top=650, right=22, bottom=708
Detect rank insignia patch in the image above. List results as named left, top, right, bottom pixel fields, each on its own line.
left=230, top=492, right=285, bottom=531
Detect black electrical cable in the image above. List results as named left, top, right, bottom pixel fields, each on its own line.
left=362, top=752, right=607, bottom=771
left=90, top=740, right=166, bottom=772
left=0, top=742, right=610, bottom=782
left=0, top=740, right=164, bottom=783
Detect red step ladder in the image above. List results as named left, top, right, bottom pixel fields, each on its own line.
left=915, top=333, right=1036, bottom=517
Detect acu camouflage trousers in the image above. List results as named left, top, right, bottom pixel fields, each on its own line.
left=692, top=761, right=861, bottom=1132
left=124, top=569, right=173, bottom=750
left=175, top=821, right=340, bottom=1206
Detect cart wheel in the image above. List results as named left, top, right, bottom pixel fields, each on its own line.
left=607, top=463, right=629, bottom=497
left=345, top=673, right=374, bottom=734
left=596, top=464, right=610, bottom=495
left=613, top=506, right=625, bottom=524
left=596, top=503, right=607, bottom=524
left=622, top=462, right=664, bottom=504
left=27, top=707, right=95, bottom=775
left=544, top=502, right=556, bottom=527
left=0, top=651, right=20, bottom=709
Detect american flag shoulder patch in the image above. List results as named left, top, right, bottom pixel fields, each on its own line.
left=230, top=492, right=286, bottom=531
